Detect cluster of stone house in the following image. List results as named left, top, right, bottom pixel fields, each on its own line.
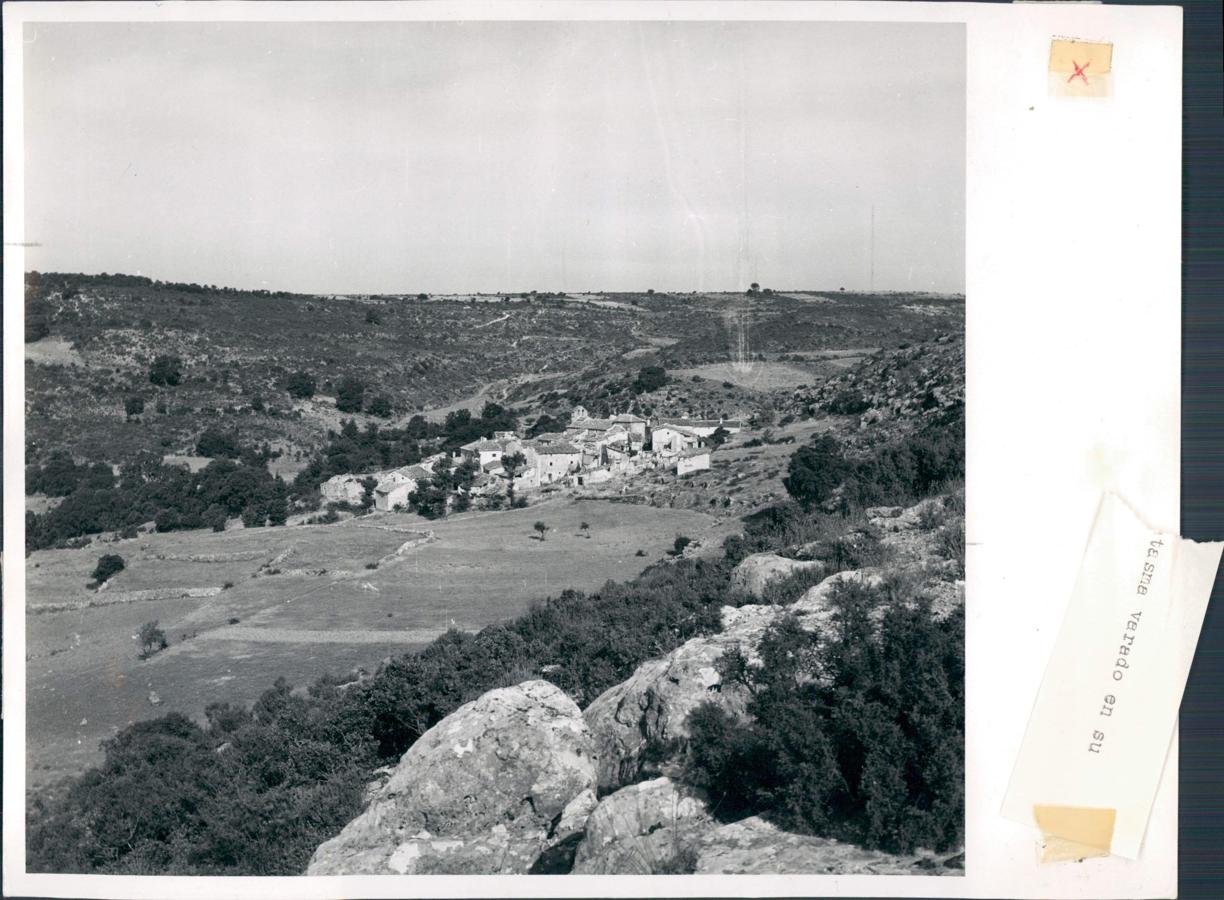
left=320, top=406, right=743, bottom=512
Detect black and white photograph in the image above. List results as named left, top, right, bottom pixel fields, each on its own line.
left=17, top=13, right=966, bottom=881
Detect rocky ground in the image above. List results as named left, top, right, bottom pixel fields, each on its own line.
left=303, top=494, right=965, bottom=876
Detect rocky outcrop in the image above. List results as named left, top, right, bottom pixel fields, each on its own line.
left=571, top=778, right=713, bottom=874
left=305, top=680, right=596, bottom=875
left=583, top=569, right=887, bottom=793
left=693, top=816, right=963, bottom=875
left=729, top=552, right=826, bottom=599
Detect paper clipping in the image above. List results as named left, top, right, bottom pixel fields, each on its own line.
left=1002, top=493, right=1222, bottom=861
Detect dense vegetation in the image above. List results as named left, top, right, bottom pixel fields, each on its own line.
left=686, top=579, right=964, bottom=854
left=25, top=450, right=288, bottom=550
left=785, top=408, right=964, bottom=510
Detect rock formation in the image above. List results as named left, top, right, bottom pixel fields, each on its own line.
left=571, top=778, right=713, bottom=874
left=306, top=680, right=596, bottom=875
left=693, top=816, right=962, bottom=876
left=728, top=551, right=826, bottom=599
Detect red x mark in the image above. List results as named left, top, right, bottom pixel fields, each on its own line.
left=1067, top=59, right=1091, bottom=85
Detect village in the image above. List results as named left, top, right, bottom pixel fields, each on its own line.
left=319, top=406, right=744, bottom=513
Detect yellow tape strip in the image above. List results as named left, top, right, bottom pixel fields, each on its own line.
left=1033, top=805, right=1117, bottom=863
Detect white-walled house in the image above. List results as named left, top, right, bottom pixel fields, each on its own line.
left=676, top=448, right=712, bottom=476
left=650, top=424, right=702, bottom=455
left=610, top=413, right=649, bottom=442
left=656, top=417, right=743, bottom=438
left=373, top=464, right=430, bottom=511
left=523, top=439, right=582, bottom=484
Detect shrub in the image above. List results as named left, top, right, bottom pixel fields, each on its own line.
left=782, top=435, right=848, bottom=509
left=632, top=365, right=667, bottom=395
left=684, top=580, right=964, bottom=855
left=90, top=554, right=125, bottom=585
left=285, top=371, right=316, bottom=400
left=148, top=355, right=182, bottom=386
left=366, top=395, right=393, bottom=418
left=196, top=427, right=242, bottom=459
left=138, top=620, right=168, bottom=659
left=335, top=376, right=365, bottom=413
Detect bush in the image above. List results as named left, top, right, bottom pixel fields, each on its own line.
left=366, top=395, right=393, bottom=418
left=685, top=579, right=964, bottom=854
left=148, top=355, right=182, bottom=387
left=632, top=365, right=667, bottom=395
left=90, top=554, right=125, bottom=585
left=124, top=396, right=145, bottom=417
left=782, top=435, right=848, bottom=509
left=335, top=376, right=365, bottom=413
left=286, top=371, right=316, bottom=400
left=138, top=620, right=168, bottom=659
left=196, top=427, right=242, bottom=459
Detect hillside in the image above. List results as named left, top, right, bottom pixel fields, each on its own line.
left=24, top=272, right=962, bottom=469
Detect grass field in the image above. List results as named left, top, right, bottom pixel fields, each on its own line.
left=25, top=498, right=726, bottom=788
left=674, top=361, right=819, bottom=391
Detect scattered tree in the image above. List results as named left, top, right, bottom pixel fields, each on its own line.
left=286, top=371, right=316, bottom=400
left=196, top=427, right=242, bottom=459
left=579, top=521, right=591, bottom=538
left=501, top=451, right=527, bottom=507
left=533, top=521, right=550, bottom=541
left=90, top=553, right=125, bottom=585
left=138, top=620, right=168, bottom=659
left=632, top=365, right=667, bottom=395
left=148, top=355, right=183, bottom=386
left=335, top=376, right=365, bottom=413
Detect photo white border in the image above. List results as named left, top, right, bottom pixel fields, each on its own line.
left=3, top=2, right=1183, bottom=897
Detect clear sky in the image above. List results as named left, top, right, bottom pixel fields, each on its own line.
left=23, top=20, right=964, bottom=295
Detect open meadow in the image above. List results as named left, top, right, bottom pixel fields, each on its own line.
left=26, top=498, right=730, bottom=788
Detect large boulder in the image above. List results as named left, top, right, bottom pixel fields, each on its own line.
left=583, top=571, right=882, bottom=793
left=582, top=604, right=777, bottom=792
left=693, top=816, right=962, bottom=875
left=306, top=680, right=596, bottom=875
left=729, top=552, right=826, bottom=599
left=571, top=778, right=714, bottom=874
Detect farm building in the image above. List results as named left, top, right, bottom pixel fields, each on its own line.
left=650, top=424, right=703, bottom=455
left=523, top=439, right=582, bottom=484
left=656, top=417, right=743, bottom=438
left=373, top=464, right=430, bottom=511
left=610, top=412, right=649, bottom=442
left=320, top=474, right=367, bottom=505
left=676, top=448, right=712, bottom=476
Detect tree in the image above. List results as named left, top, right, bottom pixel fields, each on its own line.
left=366, top=395, right=393, bottom=418
left=783, top=434, right=848, bottom=509
left=501, top=451, right=527, bottom=508
left=533, top=521, right=550, bottom=541
left=124, top=395, right=145, bottom=418
left=91, top=553, right=125, bottom=585
left=747, top=282, right=761, bottom=295
left=365, top=308, right=381, bottom=325
left=633, top=365, right=667, bottom=395
left=148, top=354, right=183, bottom=386
left=672, top=535, right=693, bottom=556
left=203, top=504, right=228, bottom=533
left=579, top=521, right=591, bottom=538
left=708, top=426, right=730, bottom=448
left=286, top=371, right=316, bottom=400
left=335, top=376, right=365, bottom=413
left=138, top=620, right=168, bottom=659
left=196, top=427, right=242, bottom=459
